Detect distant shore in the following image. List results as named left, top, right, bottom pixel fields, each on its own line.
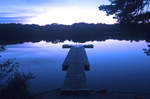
left=0, top=23, right=150, bottom=44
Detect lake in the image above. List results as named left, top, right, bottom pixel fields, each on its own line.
left=0, top=39, right=150, bottom=94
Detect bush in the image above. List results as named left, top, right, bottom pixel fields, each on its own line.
left=0, top=58, right=34, bottom=99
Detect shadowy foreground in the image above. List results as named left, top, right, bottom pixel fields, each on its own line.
left=0, top=58, right=34, bottom=99
left=33, top=89, right=150, bottom=99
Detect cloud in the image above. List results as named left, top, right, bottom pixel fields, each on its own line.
left=0, top=0, right=115, bottom=25
left=0, top=16, right=34, bottom=23
left=25, top=0, right=56, bottom=4
left=0, top=16, right=34, bottom=20
left=0, top=0, right=104, bottom=7
left=0, top=0, right=63, bottom=6
left=0, top=20, right=25, bottom=23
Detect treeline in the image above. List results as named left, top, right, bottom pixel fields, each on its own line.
left=0, top=23, right=150, bottom=44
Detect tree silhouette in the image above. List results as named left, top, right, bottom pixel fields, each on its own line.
left=0, top=45, right=5, bottom=51
left=99, top=0, right=150, bottom=24
left=0, top=23, right=150, bottom=44
left=143, top=44, right=150, bottom=56
left=0, top=58, right=34, bottom=99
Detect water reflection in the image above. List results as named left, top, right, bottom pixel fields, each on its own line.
left=0, top=40, right=150, bottom=93
left=86, top=40, right=150, bottom=93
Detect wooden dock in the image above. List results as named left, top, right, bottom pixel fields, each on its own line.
left=61, top=45, right=93, bottom=95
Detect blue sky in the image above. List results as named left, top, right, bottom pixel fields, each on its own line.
left=0, top=0, right=116, bottom=25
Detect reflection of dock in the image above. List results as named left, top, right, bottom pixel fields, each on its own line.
left=61, top=44, right=93, bottom=95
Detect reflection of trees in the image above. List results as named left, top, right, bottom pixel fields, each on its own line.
left=143, top=44, right=150, bottom=56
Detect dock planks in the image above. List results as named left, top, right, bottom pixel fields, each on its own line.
left=62, top=46, right=90, bottom=71
left=61, top=45, right=93, bottom=95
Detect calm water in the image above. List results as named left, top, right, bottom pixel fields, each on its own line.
left=0, top=40, right=150, bottom=93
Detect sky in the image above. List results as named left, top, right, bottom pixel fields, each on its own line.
left=0, top=0, right=117, bottom=25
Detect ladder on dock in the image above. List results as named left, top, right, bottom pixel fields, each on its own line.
left=61, top=44, right=93, bottom=95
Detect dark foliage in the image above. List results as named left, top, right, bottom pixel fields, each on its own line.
left=0, top=23, right=150, bottom=44
left=0, top=59, right=19, bottom=84
left=0, top=72, right=34, bottom=99
left=0, top=45, right=6, bottom=51
left=0, top=58, right=34, bottom=99
left=143, top=44, right=150, bottom=56
left=99, top=0, right=150, bottom=23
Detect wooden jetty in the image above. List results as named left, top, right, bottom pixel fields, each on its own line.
left=61, top=44, right=93, bottom=95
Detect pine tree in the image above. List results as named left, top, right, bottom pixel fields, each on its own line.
left=99, top=0, right=150, bottom=23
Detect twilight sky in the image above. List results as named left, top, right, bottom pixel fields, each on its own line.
left=0, top=0, right=117, bottom=25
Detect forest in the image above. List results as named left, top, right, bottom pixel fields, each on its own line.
left=0, top=23, right=150, bottom=44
